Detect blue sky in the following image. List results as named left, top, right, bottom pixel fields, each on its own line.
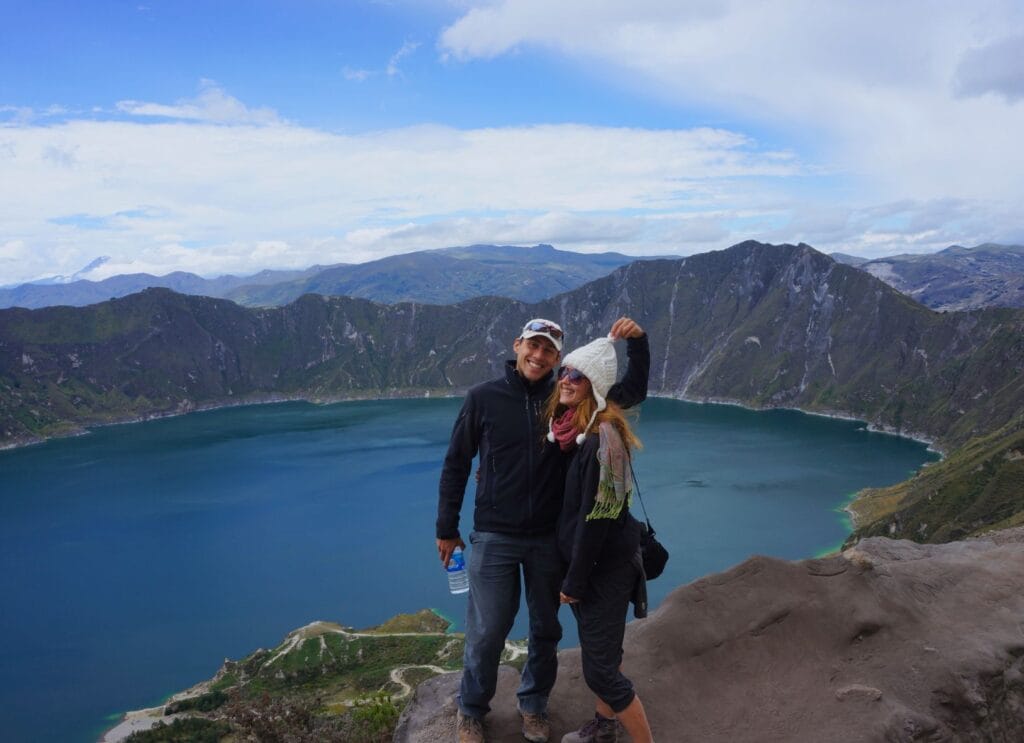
left=2, top=0, right=1023, bottom=282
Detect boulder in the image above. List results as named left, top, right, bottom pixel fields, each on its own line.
left=397, top=528, right=1024, bottom=742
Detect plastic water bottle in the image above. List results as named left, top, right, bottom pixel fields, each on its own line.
left=447, top=547, right=469, bottom=594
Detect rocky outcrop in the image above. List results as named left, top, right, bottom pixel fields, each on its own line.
left=859, top=243, right=1024, bottom=312
left=396, top=529, right=1024, bottom=742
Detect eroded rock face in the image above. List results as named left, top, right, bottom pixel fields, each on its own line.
left=396, top=530, right=1024, bottom=742
left=393, top=665, right=523, bottom=743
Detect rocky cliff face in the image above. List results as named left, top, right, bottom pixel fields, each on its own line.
left=544, top=241, right=1024, bottom=448
left=3, top=240, right=1024, bottom=538
left=859, top=243, right=1024, bottom=312
left=396, top=529, right=1024, bottom=742
left=4, top=241, right=1023, bottom=449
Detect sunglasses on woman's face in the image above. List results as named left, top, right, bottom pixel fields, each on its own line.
left=557, top=367, right=588, bottom=385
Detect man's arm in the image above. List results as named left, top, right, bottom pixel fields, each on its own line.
left=435, top=391, right=478, bottom=564
left=607, top=317, right=649, bottom=409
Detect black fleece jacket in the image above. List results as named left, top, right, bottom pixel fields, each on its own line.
left=557, top=337, right=650, bottom=598
left=436, top=334, right=650, bottom=541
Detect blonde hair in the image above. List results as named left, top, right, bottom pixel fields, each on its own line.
left=543, top=386, right=642, bottom=452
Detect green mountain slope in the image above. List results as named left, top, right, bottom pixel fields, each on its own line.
left=225, top=243, right=645, bottom=306
left=847, top=418, right=1024, bottom=544
left=111, top=609, right=494, bottom=743
left=3, top=240, right=1023, bottom=541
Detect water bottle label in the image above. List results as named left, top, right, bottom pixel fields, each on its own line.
left=447, top=551, right=465, bottom=572
left=446, top=548, right=469, bottom=594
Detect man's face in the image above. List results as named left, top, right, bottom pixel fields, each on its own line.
left=513, top=336, right=560, bottom=382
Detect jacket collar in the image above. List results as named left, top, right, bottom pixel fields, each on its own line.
left=504, top=359, right=554, bottom=395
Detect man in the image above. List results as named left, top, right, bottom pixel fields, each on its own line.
left=436, top=317, right=649, bottom=743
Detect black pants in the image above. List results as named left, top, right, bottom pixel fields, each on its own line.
left=570, top=559, right=639, bottom=713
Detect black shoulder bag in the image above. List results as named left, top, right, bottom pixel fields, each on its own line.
left=631, top=467, right=669, bottom=580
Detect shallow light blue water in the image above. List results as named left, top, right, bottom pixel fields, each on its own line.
left=0, top=397, right=937, bottom=742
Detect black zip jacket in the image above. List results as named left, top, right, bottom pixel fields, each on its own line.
left=436, top=334, right=650, bottom=540
left=559, top=433, right=643, bottom=599
left=558, top=336, right=650, bottom=598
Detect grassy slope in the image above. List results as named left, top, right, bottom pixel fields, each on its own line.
left=846, top=419, right=1024, bottom=544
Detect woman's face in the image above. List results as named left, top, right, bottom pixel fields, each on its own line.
left=558, top=367, right=592, bottom=407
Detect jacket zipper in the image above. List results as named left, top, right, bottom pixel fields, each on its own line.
left=525, top=390, right=534, bottom=523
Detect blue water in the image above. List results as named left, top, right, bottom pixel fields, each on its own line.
left=0, top=397, right=937, bottom=742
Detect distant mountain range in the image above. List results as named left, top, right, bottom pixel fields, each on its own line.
left=0, top=265, right=328, bottom=309
left=0, top=244, right=649, bottom=309
left=2, top=240, right=1023, bottom=543
left=833, top=243, right=1024, bottom=311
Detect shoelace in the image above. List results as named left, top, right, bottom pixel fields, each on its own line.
left=578, top=716, right=606, bottom=735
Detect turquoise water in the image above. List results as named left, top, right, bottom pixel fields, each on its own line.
left=0, top=398, right=937, bottom=742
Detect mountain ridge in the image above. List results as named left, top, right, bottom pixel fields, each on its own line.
left=0, top=244, right=651, bottom=310
left=858, top=242, right=1024, bottom=311
left=5, top=239, right=1023, bottom=450
left=3, top=240, right=1023, bottom=541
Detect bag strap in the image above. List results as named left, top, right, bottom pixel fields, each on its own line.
left=627, top=454, right=656, bottom=535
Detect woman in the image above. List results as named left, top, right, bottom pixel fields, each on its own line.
left=546, top=322, right=655, bottom=743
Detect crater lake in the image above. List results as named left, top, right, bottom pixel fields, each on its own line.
left=0, top=397, right=938, bottom=742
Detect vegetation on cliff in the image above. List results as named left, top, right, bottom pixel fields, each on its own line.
left=847, top=417, right=1024, bottom=544
left=115, top=609, right=510, bottom=742
left=3, top=240, right=1023, bottom=540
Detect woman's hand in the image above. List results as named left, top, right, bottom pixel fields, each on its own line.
left=559, top=592, right=580, bottom=604
left=609, top=317, right=644, bottom=340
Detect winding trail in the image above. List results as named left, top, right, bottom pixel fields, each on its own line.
left=378, top=639, right=527, bottom=702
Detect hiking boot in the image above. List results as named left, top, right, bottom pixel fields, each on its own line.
left=560, top=714, right=618, bottom=742
left=520, top=708, right=550, bottom=742
left=457, top=711, right=485, bottom=743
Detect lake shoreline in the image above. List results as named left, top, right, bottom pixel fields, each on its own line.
left=3, top=387, right=942, bottom=541
left=1, top=388, right=945, bottom=456
left=0, top=387, right=463, bottom=453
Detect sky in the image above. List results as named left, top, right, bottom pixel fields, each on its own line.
left=1, top=0, right=1023, bottom=284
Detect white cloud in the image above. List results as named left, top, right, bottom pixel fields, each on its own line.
left=0, top=106, right=809, bottom=282
left=0, top=239, right=29, bottom=263
left=954, top=34, right=1024, bottom=102
left=116, top=79, right=280, bottom=124
left=440, top=1, right=1024, bottom=209
left=343, top=67, right=373, bottom=82
left=1, top=74, right=1019, bottom=285
left=387, top=40, right=421, bottom=77
left=342, top=40, right=422, bottom=82
left=0, top=105, right=36, bottom=125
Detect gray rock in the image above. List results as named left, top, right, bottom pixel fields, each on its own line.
left=394, top=665, right=524, bottom=743
left=400, top=533, right=1024, bottom=742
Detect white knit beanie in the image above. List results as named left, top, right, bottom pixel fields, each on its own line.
left=547, top=335, right=619, bottom=445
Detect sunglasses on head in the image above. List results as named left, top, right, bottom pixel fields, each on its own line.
left=523, top=320, right=564, bottom=339
left=558, top=367, right=588, bottom=384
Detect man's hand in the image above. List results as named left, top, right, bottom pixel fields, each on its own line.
left=437, top=536, right=466, bottom=566
left=559, top=592, right=580, bottom=604
left=609, top=316, right=644, bottom=340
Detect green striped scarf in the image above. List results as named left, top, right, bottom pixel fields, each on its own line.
left=585, top=421, right=633, bottom=521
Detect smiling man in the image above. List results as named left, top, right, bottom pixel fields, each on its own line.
left=436, top=318, right=566, bottom=743
left=436, top=317, right=648, bottom=743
